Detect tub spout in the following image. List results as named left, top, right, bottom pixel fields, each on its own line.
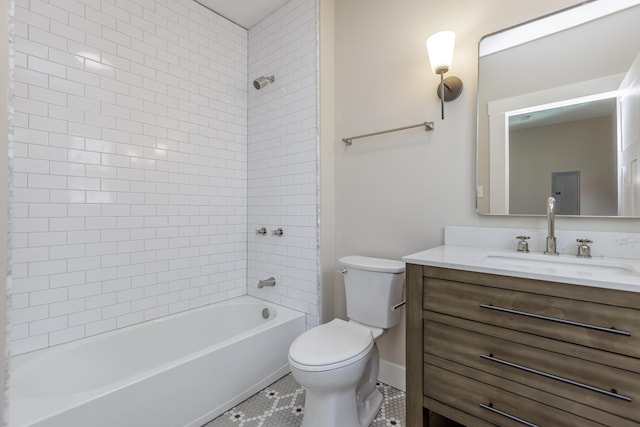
left=258, top=277, right=276, bottom=288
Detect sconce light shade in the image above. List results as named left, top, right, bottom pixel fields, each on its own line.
left=426, top=30, right=462, bottom=119
left=426, top=31, right=456, bottom=74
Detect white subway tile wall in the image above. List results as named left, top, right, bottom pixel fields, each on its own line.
left=12, top=0, right=252, bottom=355
left=247, top=0, right=319, bottom=328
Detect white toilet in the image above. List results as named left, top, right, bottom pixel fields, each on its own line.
left=288, top=255, right=405, bottom=427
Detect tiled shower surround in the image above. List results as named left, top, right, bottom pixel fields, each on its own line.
left=247, top=0, right=319, bottom=327
left=11, top=0, right=318, bottom=355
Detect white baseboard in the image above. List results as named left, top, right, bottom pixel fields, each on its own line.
left=378, top=358, right=405, bottom=392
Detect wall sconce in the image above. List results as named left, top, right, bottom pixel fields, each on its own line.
left=426, top=31, right=463, bottom=119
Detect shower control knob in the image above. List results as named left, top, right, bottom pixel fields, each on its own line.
left=271, top=228, right=284, bottom=237
left=255, top=227, right=267, bottom=235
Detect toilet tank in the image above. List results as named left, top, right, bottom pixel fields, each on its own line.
left=339, top=256, right=405, bottom=329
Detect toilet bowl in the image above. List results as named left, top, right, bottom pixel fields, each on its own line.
left=288, top=256, right=405, bottom=427
left=288, top=319, right=381, bottom=427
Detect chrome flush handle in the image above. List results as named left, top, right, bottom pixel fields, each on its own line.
left=393, top=301, right=406, bottom=310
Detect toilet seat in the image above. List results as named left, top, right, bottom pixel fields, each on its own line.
left=289, top=319, right=374, bottom=372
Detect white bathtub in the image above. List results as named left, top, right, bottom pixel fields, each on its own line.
left=9, top=296, right=306, bottom=427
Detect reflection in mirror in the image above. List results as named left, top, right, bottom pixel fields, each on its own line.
left=476, top=0, right=640, bottom=217
left=509, top=96, right=617, bottom=216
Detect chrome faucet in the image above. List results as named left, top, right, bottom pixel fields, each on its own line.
left=544, top=196, right=558, bottom=255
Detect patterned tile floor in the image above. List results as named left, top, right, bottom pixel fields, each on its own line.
left=204, top=373, right=406, bottom=427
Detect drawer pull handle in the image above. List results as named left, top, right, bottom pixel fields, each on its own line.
left=479, top=304, right=631, bottom=336
left=481, top=354, right=632, bottom=402
left=479, top=403, right=539, bottom=427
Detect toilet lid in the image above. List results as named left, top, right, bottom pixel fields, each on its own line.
left=289, top=319, right=373, bottom=369
left=339, top=256, right=405, bottom=273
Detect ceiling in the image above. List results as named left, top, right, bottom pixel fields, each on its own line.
left=194, top=0, right=291, bottom=29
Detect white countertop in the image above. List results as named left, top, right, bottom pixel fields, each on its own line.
left=402, top=245, right=640, bottom=293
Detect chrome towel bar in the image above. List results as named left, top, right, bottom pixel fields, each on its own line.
left=342, top=121, right=435, bottom=145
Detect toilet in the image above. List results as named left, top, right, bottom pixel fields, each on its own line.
left=288, top=255, right=405, bottom=427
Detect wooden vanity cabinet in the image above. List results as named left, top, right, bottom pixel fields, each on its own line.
left=406, top=264, right=640, bottom=427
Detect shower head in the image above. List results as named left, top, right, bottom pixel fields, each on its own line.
left=253, top=75, right=275, bottom=90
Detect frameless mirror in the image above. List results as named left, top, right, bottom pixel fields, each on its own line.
left=476, top=0, right=640, bottom=216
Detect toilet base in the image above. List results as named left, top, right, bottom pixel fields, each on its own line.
left=355, top=344, right=383, bottom=426
left=299, top=387, right=383, bottom=427
left=357, top=388, right=383, bottom=426
left=293, top=344, right=384, bottom=427
left=301, top=388, right=360, bottom=427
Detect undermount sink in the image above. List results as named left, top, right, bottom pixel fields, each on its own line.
left=482, top=252, right=640, bottom=278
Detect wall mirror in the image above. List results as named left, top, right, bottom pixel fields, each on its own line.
left=476, top=0, right=640, bottom=217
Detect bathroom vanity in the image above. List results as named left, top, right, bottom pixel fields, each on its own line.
left=404, top=245, right=640, bottom=427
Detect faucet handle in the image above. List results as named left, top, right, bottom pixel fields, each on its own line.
left=576, top=239, right=593, bottom=258
left=516, top=235, right=530, bottom=252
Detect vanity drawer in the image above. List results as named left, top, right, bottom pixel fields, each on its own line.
left=424, top=319, right=640, bottom=422
left=423, top=277, right=640, bottom=358
left=424, top=361, right=606, bottom=427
